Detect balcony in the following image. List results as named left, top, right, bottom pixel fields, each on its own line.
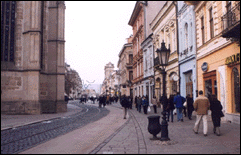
left=126, top=62, right=133, bottom=69
left=221, top=2, right=240, bottom=40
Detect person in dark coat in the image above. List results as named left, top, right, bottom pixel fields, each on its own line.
left=210, top=94, right=223, bottom=136
left=160, top=95, right=168, bottom=113
left=120, top=94, right=129, bottom=119
left=135, top=96, right=138, bottom=111
left=186, top=94, right=194, bottom=120
left=166, top=95, right=175, bottom=122
left=142, top=96, right=149, bottom=114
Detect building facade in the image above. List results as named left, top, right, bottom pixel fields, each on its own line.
left=117, top=36, right=133, bottom=97
left=186, top=1, right=240, bottom=124
left=141, top=1, right=166, bottom=103
left=128, top=1, right=145, bottom=98
left=177, top=1, right=197, bottom=100
left=151, top=1, right=179, bottom=101
left=1, top=1, right=66, bottom=114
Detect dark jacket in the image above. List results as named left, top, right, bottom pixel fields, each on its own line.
left=121, top=96, right=129, bottom=108
left=210, top=98, right=223, bottom=118
left=186, top=96, right=194, bottom=112
left=167, top=95, right=175, bottom=110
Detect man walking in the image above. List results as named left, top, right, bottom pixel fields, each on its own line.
left=173, top=92, right=186, bottom=122
left=193, top=90, right=210, bottom=136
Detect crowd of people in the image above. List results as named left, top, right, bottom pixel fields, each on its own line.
left=121, top=91, right=223, bottom=137
left=76, top=90, right=223, bottom=137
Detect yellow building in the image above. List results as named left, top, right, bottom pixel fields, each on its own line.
left=189, top=1, right=240, bottom=124
left=150, top=1, right=179, bottom=101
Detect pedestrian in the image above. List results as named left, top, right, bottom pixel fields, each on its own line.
left=120, top=94, right=129, bottom=119
left=210, top=94, right=223, bottom=136
left=186, top=94, right=194, bottom=120
left=98, top=95, right=102, bottom=108
left=135, top=96, right=138, bottom=111
left=142, top=96, right=149, bottom=114
left=151, top=96, right=158, bottom=113
left=160, top=94, right=168, bottom=113
left=166, top=95, right=175, bottom=122
left=193, top=90, right=210, bottom=136
left=173, top=92, right=186, bottom=122
left=137, top=95, right=142, bottom=113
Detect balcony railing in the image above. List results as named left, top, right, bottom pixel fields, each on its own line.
left=221, top=2, right=240, bottom=38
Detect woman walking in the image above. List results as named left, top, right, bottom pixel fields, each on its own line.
left=151, top=96, right=158, bottom=113
left=210, top=94, right=223, bottom=136
left=186, top=94, right=194, bottom=120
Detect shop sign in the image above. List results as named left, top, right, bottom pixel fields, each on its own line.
left=225, top=53, right=240, bottom=65
left=201, top=62, right=208, bottom=72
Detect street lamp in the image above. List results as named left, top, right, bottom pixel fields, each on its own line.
left=156, top=40, right=170, bottom=97
left=155, top=40, right=170, bottom=141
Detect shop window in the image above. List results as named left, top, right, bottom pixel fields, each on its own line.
left=203, top=70, right=217, bottom=98
left=185, top=71, right=193, bottom=97
left=232, top=67, right=240, bottom=113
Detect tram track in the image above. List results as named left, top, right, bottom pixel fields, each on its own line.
left=1, top=103, right=109, bottom=154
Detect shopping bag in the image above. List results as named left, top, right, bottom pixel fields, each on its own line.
left=148, top=106, right=151, bottom=112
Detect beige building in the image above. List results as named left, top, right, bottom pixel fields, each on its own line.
left=186, top=1, right=240, bottom=123
left=150, top=1, right=179, bottom=100
left=1, top=1, right=66, bottom=114
left=101, top=62, right=118, bottom=96
left=117, top=36, right=133, bottom=97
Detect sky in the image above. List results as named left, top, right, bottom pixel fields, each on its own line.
left=65, top=1, right=136, bottom=85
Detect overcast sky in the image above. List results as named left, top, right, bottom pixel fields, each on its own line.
left=65, top=1, right=136, bottom=85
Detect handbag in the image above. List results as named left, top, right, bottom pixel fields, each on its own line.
left=183, top=101, right=187, bottom=107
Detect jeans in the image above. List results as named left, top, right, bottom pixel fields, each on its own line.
left=176, top=107, right=183, bottom=121
left=137, top=104, right=142, bottom=112
left=167, top=109, right=174, bottom=122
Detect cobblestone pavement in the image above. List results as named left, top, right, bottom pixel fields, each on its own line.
left=1, top=102, right=109, bottom=154
left=95, top=102, right=240, bottom=154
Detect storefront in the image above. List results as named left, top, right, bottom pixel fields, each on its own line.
left=197, top=42, right=240, bottom=124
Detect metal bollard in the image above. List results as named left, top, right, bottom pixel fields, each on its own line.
left=160, top=111, right=170, bottom=141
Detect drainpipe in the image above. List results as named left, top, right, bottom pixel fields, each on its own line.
left=174, top=1, right=180, bottom=93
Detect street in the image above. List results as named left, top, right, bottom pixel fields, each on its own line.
left=1, top=101, right=109, bottom=154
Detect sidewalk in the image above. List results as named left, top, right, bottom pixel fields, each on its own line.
left=98, top=103, right=240, bottom=154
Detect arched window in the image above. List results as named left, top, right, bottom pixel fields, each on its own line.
left=232, top=67, right=240, bottom=113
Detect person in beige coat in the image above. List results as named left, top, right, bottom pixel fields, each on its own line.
left=151, top=96, right=158, bottom=113
left=193, top=90, right=210, bottom=136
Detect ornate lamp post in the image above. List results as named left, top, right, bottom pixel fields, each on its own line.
left=155, top=40, right=170, bottom=141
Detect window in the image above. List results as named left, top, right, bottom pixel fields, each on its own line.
left=129, top=54, right=133, bottom=64
left=185, top=23, right=188, bottom=50
left=232, top=67, right=240, bottom=113
left=201, top=16, right=205, bottom=44
left=209, top=7, right=214, bottom=39
left=129, top=71, right=133, bottom=81
left=1, top=1, right=16, bottom=62
left=203, top=71, right=217, bottom=98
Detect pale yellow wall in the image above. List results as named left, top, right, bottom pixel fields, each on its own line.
left=197, top=42, right=240, bottom=114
